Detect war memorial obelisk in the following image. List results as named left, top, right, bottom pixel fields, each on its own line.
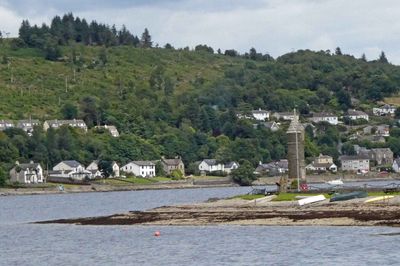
left=286, top=110, right=306, bottom=190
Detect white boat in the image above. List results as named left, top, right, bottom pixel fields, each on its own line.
left=326, top=179, right=343, bottom=186
left=298, top=195, right=326, bottom=206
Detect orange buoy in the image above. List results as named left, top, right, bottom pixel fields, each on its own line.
left=154, top=231, right=160, bottom=237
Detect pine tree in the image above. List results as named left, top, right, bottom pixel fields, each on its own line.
left=378, top=51, right=389, bottom=64
left=360, top=53, right=367, bottom=62
left=335, top=47, right=342, bottom=55
left=140, top=28, right=152, bottom=48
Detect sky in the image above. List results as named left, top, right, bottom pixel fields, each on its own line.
left=1, top=0, right=400, bottom=63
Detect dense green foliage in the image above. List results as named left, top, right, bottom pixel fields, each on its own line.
left=231, top=160, right=256, bottom=186
left=0, top=14, right=400, bottom=178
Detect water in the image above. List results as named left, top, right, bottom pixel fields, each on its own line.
left=1, top=186, right=400, bottom=266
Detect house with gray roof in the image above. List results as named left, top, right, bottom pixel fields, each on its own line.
left=95, top=125, right=119, bottom=137
left=51, top=160, right=92, bottom=180
left=121, top=161, right=155, bottom=177
left=346, top=109, right=369, bottom=121
left=310, top=112, right=339, bottom=125
left=9, top=161, right=44, bottom=184
left=198, top=159, right=225, bottom=173
left=43, top=119, right=88, bottom=132
left=17, top=119, right=40, bottom=135
left=339, top=155, right=370, bottom=173
left=224, top=161, right=239, bottom=174
left=373, top=104, right=396, bottom=116
left=161, top=156, right=185, bottom=175
left=0, top=120, right=14, bottom=131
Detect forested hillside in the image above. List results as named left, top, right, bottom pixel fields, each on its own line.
left=0, top=14, right=400, bottom=176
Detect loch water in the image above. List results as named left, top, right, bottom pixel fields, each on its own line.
left=1, top=186, right=400, bottom=266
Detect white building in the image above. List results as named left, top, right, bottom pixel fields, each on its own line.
left=224, top=161, right=239, bottom=174
left=198, top=159, right=225, bottom=173
left=310, top=112, right=338, bottom=125
left=339, top=155, right=370, bottom=173
left=121, top=161, right=155, bottom=177
left=346, top=110, right=369, bottom=121
left=392, top=158, right=400, bottom=173
left=272, top=112, right=299, bottom=121
left=9, top=161, right=44, bottom=184
left=373, top=104, right=396, bottom=116
left=86, top=160, right=120, bottom=177
left=43, top=119, right=88, bottom=132
left=251, top=109, right=270, bottom=121
left=95, top=125, right=119, bottom=137
left=0, top=120, right=14, bottom=131
left=51, top=160, right=92, bottom=180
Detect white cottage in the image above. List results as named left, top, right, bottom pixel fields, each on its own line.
left=9, top=161, right=44, bottom=184
left=198, top=159, right=225, bottom=173
left=121, top=161, right=155, bottom=177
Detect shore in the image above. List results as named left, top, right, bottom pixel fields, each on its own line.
left=36, top=195, right=400, bottom=227
left=0, top=181, right=235, bottom=197
left=2, top=175, right=399, bottom=197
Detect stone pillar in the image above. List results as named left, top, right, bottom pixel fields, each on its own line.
left=286, top=114, right=306, bottom=182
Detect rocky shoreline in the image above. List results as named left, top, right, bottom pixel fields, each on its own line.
left=35, top=196, right=400, bottom=227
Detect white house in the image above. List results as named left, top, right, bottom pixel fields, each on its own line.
left=306, top=154, right=337, bottom=173
left=373, top=104, right=396, bottom=116
left=0, top=120, right=14, bottom=131
left=346, top=110, right=369, bottom=121
left=16, top=119, right=40, bottom=135
left=111, top=162, right=120, bottom=177
left=86, top=160, right=103, bottom=178
left=392, top=158, right=400, bottom=173
left=310, top=112, right=339, bottom=125
left=272, top=112, right=298, bottom=121
left=251, top=109, right=270, bottom=121
left=198, top=159, right=225, bottom=173
left=95, top=125, right=120, bottom=137
left=51, top=160, right=93, bottom=180
left=121, top=161, right=155, bottom=177
left=9, top=161, right=44, bottom=184
left=43, top=119, right=88, bottom=132
left=339, top=155, right=370, bottom=173
left=224, top=161, right=239, bottom=174
left=261, top=122, right=280, bottom=132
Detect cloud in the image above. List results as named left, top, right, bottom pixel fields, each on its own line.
left=1, top=0, right=400, bottom=63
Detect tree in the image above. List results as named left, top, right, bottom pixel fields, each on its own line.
left=378, top=51, right=389, bottom=63
left=335, top=47, right=342, bottom=55
left=140, top=28, right=152, bottom=48
left=224, top=49, right=238, bottom=57
left=360, top=53, right=367, bottom=62
left=0, top=166, right=6, bottom=187
left=155, top=161, right=165, bottom=176
left=61, top=102, right=78, bottom=119
left=231, top=160, right=256, bottom=186
left=98, top=160, right=113, bottom=178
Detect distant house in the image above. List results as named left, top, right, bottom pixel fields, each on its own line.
left=198, top=159, right=225, bottom=173
left=224, top=161, right=239, bottom=174
left=161, top=156, right=185, bottom=175
left=86, top=160, right=103, bottom=178
left=121, top=161, right=155, bottom=178
left=255, top=160, right=288, bottom=176
left=261, top=121, right=280, bottom=132
left=9, top=161, right=44, bottom=184
left=306, top=154, right=337, bottom=173
left=339, top=155, right=370, bottom=172
left=272, top=112, right=298, bottom=121
left=346, top=110, right=369, bottom=121
left=310, top=112, right=338, bottom=125
left=51, top=160, right=92, bottom=180
left=251, top=109, right=270, bottom=121
left=95, top=125, right=119, bottom=137
left=373, top=104, right=396, bottom=116
left=111, top=162, right=120, bottom=177
left=43, top=119, right=88, bottom=132
left=370, top=148, right=394, bottom=165
left=0, top=120, right=14, bottom=131
left=17, top=119, right=40, bottom=135
left=363, top=125, right=390, bottom=137
left=392, top=158, right=400, bottom=173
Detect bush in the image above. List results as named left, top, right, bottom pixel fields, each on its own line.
left=0, top=167, right=6, bottom=187
left=231, top=160, right=256, bottom=186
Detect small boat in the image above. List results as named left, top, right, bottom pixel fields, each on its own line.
left=298, top=195, right=326, bottom=206
left=364, top=195, right=395, bottom=203
left=326, top=179, right=344, bottom=186
left=330, top=191, right=368, bottom=202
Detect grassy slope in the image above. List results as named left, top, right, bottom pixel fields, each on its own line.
left=0, top=41, right=248, bottom=120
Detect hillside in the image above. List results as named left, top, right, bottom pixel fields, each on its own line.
left=1, top=35, right=400, bottom=176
